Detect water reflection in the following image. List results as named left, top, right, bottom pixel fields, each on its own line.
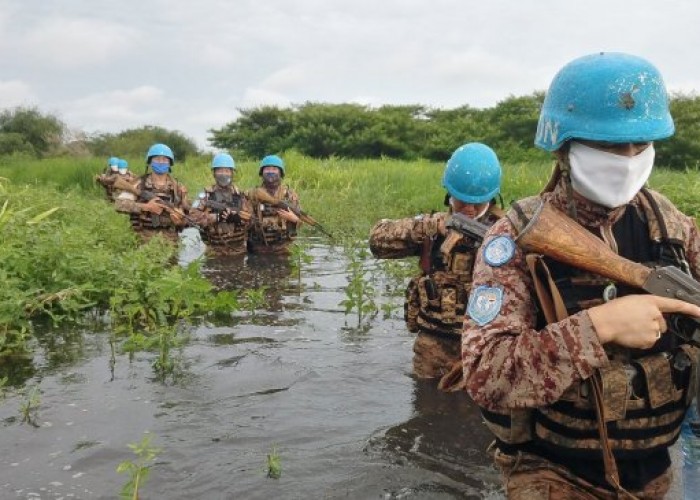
left=367, top=378, right=503, bottom=498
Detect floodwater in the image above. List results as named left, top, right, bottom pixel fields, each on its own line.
left=0, top=238, right=502, bottom=500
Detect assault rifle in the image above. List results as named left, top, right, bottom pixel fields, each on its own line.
left=446, top=212, right=490, bottom=242
left=198, top=198, right=252, bottom=223
left=112, top=176, right=199, bottom=229
left=254, top=189, right=333, bottom=238
left=516, top=201, right=700, bottom=345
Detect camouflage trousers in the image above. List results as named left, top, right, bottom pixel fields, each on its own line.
left=412, top=332, right=460, bottom=379
left=494, top=449, right=672, bottom=500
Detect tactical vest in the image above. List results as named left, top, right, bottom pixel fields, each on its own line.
left=480, top=190, right=699, bottom=461
left=200, top=186, right=247, bottom=251
left=249, top=186, right=297, bottom=248
left=405, top=207, right=502, bottom=337
left=130, top=174, right=182, bottom=231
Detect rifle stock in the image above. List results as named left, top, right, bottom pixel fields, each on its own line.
left=516, top=201, right=700, bottom=343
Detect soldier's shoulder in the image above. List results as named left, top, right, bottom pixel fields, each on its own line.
left=504, top=195, right=543, bottom=235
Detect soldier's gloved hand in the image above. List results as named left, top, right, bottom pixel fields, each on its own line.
left=588, top=294, right=700, bottom=349
left=225, top=211, right=242, bottom=224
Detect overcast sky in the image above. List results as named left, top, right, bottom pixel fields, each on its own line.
left=2, top=0, right=699, bottom=150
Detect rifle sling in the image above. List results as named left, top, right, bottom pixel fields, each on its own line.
left=525, top=253, right=639, bottom=499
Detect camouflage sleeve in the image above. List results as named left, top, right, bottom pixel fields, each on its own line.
left=462, top=217, right=609, bottom=411
left=240, top=195, right=254, bottom=228
left=178, top=184, right=190, bottom=212
left=114, top=192, right=142, bottom=214
left=187, top=207, right=215, bottom=227
left=684, top=216, right=700, bottom=280
left=369, top=213, right=447, bottom=259
left=286, top=187, right=300, bottom=210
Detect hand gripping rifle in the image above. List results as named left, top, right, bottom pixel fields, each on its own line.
left=199, top=198, right=252, bottom=224
left=446, top=212, right=490, bottom=242
left=515, top=201, right=700, bottom=345
left=254, top=189, right=333, bottom=238
left=112, top=176, right=199, bottom=229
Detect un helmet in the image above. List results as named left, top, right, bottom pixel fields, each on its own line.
left=212, top=153, right=235, bottom=170
left=108, top=156, right=119, bottom=167
left=442, top=143, right=501, bottom=204
left=259, top=154, right=285, bottom=177
left=145, top=143, right=175, bottom=165
left=535, top=52, right=675, bottom=151
left=117, top=159, right=128, bottom=169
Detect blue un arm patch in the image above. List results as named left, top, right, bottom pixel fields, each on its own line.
left=483, top=235, right=515, bottom=267
left=467, top=285, right=503, bottom=326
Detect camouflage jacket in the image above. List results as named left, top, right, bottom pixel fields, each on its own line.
left=370, top=206, right=502, bottom=336
left=463, top=180, right=700, bottom=412
left=189, top=184, right=253, bottom=254
left=247, top=185, right=300, bottom=254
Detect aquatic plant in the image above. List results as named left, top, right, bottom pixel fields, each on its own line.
left=19, top=385, right=40, bottom=426
left=339, top=243, right=378, bottom=327
left=289, top=241, right=313, bottom=292
left=266, top=446, right=282, bottom=479
left=117, top=433, right=161, bottom=500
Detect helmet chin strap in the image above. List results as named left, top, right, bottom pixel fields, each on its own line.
left=560, top=156, right=578, bottom=220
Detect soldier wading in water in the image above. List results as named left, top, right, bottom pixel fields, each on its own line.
left=462, top=52, right=700, bottom=499
left=370, top=143, right=503, bottom=390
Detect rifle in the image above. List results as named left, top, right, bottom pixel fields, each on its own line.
left=198, top=198, right=252, bottom=223
left=515, top=201, right=700, bottom=345
left=446, top=212, right=490, bottom=242
left=112, top=176, right=199, bottom=229
left=254, top=189, right=333, bottom=238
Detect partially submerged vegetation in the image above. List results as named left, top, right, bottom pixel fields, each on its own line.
left=0, top=153, right=697, bottom=371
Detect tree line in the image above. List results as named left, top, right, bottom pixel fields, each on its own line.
left=2, top=92, right=700, bottom=169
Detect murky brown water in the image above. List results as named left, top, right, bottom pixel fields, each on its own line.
left=1, top=237, right=681, bottom=499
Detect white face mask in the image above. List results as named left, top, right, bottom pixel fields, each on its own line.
left=568, top=142, right=655, bottom=209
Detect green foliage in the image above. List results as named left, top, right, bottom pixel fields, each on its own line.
left=241, top=287, right=268, bottom=317
left=19, top=385, right=41, bottom=426
left=339, top=243, right=378, bottom=327
left=289, top=241, right=313, bottom=291
left=0, top=107, right=66, bottom=157
left=657, top=92, right=700, bottom=169
left=88, top=125, right=199, bottom=164
left=209, top=106, right=294, bottom=159
left=117, top=433, right=161, bottom=500
left=266, top=446, right=282, bottom=479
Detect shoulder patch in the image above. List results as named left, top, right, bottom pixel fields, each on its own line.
left=467, top=285, right=503, bottom=326
left=483, top=235, right=515, bottom=267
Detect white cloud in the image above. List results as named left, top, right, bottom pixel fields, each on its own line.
left=240, top=88, right=293, bottom=109
left=61, top=86, right=165, bottom=130
left=0, top=80, right=37, bottom=108
left=23, top=17, right=140, bottom=68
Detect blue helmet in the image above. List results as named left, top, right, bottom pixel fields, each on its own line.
left=145, top=143, right=175, bottom=165
left=108, top=156, right=119, bottom=167
left=212, top=153, right=235, bottom=170
left=535, top=52, right=675, bottom=151
left=259, top=154, right=285, bottom=177
left=442, top=143, right=501, bottom=204
left=117, top=159, right=128, bottom=169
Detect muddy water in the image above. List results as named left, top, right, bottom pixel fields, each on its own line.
left=0, top=238, right=680, bottom=499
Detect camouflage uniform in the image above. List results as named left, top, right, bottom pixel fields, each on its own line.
left=370, top=206, right=501, bottom=383
left=189, top=184, right=253, bottom=256
left=95, top=171, right=119, bottom=201
left=462, top=179, right=700, bottom=498
left=115, top=173, right=189, bottom=241
left=247, top=185, right=300, bottom=255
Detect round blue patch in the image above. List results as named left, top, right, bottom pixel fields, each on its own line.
left=467, top=285, right=503, bottom=326
left=483, top=235, right=515, bottom=267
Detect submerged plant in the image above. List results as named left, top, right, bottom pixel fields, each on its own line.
left=289, top=241, right=313, bottom=292
left=19, top=385, right=41, bottom=426
left=117, top=433, right=161, bottom=500
left=241, top=286, right=268, bottom=317
left=339, top=243, right=378, bottom=327
left=266, top=446, right=282, bottom=479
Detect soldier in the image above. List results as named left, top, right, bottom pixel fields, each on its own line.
left=115, top=143, right=189, bottom=240
left=189, top=153, right=253, bottom=256
left=95, top=156, right=120, bottom=200
left=462, top=52, right=700, bottom=499
left=247, top=154, right=301, bottom=255
left=369, top=143, right=503, bottom=389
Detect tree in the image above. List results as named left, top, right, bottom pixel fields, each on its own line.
left=0, top=107, right=66, bottom=157
left=88, top=126, right=199, bottom=165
